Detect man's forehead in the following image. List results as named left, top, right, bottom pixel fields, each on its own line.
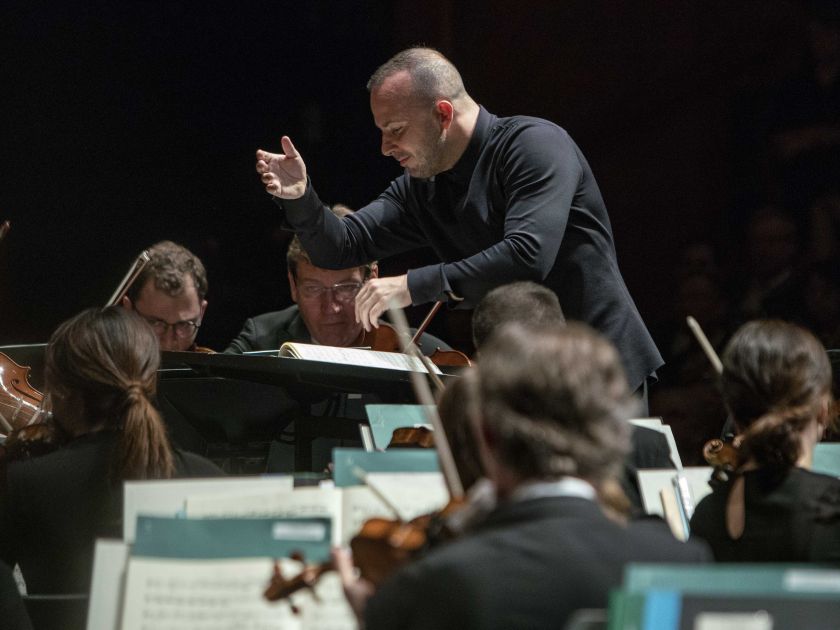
left=295, top=261, right=363, bottom=284
left=370, top=71, right=425, bottom=126
left=136, top=277, right=200, bottom=308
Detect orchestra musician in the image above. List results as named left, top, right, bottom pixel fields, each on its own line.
left=255, top=47, right=663, bottom=403
left=0, top=307, right=222, bottom=595
left=689, top=319, right=840, bottom=561
left=121, top=240, right=209, bottom=352
left=468, top=281, right=673, bottom=511
left=335, top=323, right=709, bottom=629
left=225, top=205, right=449, bottom=355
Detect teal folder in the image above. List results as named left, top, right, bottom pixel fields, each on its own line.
left=365, top=404, right=435, bottom=450
left=812, top=443, right=840, bottom=477
left=132, top=515, right=331, bottom=562
left=331, top=447, right=440, bottom=487
left=624, top=563, right=840, bottom=598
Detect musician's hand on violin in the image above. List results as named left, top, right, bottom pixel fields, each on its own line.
left=332, top=547, right=374, bottom=625
left=256, top=136, right=307, bottom=199
left=355, top=275, right=411, bottom=332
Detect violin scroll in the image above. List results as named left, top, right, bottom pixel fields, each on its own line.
left=703, top=436, right=742, bottom=485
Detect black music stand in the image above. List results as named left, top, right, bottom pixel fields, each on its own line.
left=160, top=351, right=450, bottom=471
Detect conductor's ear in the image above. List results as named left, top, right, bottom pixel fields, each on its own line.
left=435, top=100, right=454, bottom=130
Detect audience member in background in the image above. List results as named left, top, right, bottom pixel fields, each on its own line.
left=798, top=260, right=840, bottom=349
left=337, top=323, right=709, bottom=630
left=122, top=240, right=210, bottom=352
left=690, top=319, right=840, bottom=561
left=0, top=307, right=222, bottom=594
left=737, top=206, right=801, bottom=321
left=226, top=205, right=449, bottom=355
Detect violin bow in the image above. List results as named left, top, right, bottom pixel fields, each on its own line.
left=409, top=301, right=443, bottom=347
left=387, top=302, right=464, bottom=500
left=685, top=316, right=723, bottom=375
left=106, top=250, right=151, bottom=306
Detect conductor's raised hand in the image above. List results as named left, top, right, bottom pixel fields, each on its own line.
left=355, top=275, right=411, bottom=332
left=255, top=136, right=307, bottom=199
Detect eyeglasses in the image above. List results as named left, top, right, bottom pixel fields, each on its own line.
left=136, top=311, right=202, bottom=339
left=297, top=281, right=362, bottom=303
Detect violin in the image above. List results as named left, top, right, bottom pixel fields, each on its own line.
left=0, top=353, right=46, bottom=434
left=1, top=249, right=150, bottom=445
left=265, top=303, right=470, bottom=607
left=362, top=301, right=472, bottom=368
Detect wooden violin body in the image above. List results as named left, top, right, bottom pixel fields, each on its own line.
left=362, top=322, right=472, bottom=368
left=0, top=352, right=45, bottom=433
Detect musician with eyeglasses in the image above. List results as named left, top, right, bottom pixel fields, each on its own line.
left=121, top=240, right=209, bottom=352
left=226, top=205, right=449, bottom=354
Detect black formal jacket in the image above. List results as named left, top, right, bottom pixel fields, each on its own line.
left=0, top=431, right=223, bottom=594
left=224, top=304, right=451, bottom=356
left=279, top=107, right=663, bottom=390
left=366, top=495, right=710, bottom=630
left=690, top=467, right=840, bottom=562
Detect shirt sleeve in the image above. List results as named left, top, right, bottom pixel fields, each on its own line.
left=409, top=122, right=581, bottom=306
left=276, top=176, right=427, bottom=270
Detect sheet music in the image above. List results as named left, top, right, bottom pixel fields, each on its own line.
left=637, top=467, right=713, bottom=517
left=364, top=472, right=449, bottom=521
left=121, top=557, right=298, bottom=630
left=185, top=487, right=343, bottom=545
left=87, top=539, right=130, bottom=630
left=123, top=476, right=293, bottom=542
left=279, top=342, right=442, bottom=374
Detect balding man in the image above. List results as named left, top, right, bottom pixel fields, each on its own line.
left=256, top=47, right=662, bottom=398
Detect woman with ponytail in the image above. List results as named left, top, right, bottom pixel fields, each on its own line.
left=0, top=307, right=221, bottom=594
left=690, top=319, right=840, bottom=561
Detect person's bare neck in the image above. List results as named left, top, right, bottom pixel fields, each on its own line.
left=439, top=97, right=480, bottom=172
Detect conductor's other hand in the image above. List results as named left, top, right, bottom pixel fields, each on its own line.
left=256, top=136, right=307, bottom=199
left=355, top=275, right=412, bottom=332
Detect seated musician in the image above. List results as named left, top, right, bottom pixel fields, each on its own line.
left=469, top=281, right=673, bottom=510
left=337, top=323, right=709, bottom=629
left=0, top=307, right=222, bottom=595
left=690, top=319, right=840, bottom=561
left=226, top=205, right=448, bottom=355
left=121, top=240, right=209, bottom=352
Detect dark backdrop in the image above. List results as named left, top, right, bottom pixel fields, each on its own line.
left=0, top=0, right=817, bottom=353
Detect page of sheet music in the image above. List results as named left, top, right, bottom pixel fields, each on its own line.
left=121, top=556, right=353, bottom=630
left=279, top=342, right=441, bottom=374
left=364, top=472, right=449, bottom=521
left=185, top=487, right=343, bottom=546
left=123, top=476, right=294, bottom=542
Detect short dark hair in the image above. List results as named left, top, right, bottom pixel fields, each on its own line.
left=477, top=323, right=635, bottom=483
left=721, top=319, right=833, bottom=470
left=471, top=281, right=565, bottom=350
left=367, top=47, right=466, bottom=106
left=287, top=205, right=374, bottom=279
left=126, top=241, right=207, bottom=302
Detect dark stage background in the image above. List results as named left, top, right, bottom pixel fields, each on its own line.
left=0, top=0, right=834, bottom=370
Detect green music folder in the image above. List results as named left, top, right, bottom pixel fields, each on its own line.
left=331, top=447, right=440, bottom=486
left=132, top=515, right=331, bottom=562
left=365, top=404, right=435, bottom=450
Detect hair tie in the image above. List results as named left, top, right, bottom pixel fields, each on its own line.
left=125, top=383, right=146, bottom=401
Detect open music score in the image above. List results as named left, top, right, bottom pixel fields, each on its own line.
left=277, top=341, right=443, bottom=375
